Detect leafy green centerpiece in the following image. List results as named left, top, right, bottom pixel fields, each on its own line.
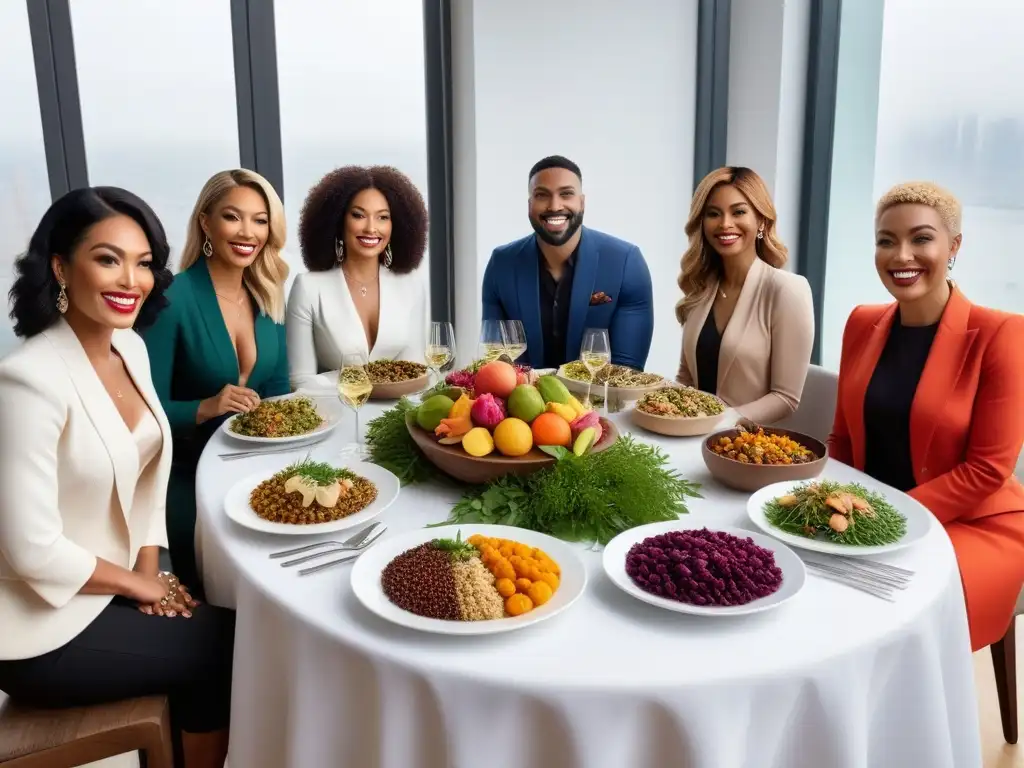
left=365, top=398, right=701, bottom=545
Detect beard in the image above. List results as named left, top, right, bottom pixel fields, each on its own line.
left=530, top=208, right=585, bottom=246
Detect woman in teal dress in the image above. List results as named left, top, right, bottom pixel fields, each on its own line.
left=141, top=169, right=290, bottom=592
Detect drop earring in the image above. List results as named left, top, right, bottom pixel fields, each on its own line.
left=56, top=281, right=69, bottom=314
left=948, top=255, right=956, bottom=271
left=203, top=237, right=214, bottom=258
left=335, top=238, right=345, bottom=264
left=382, top=244, right=393, bottom=269
left=757, top=227, right=764, bottom=240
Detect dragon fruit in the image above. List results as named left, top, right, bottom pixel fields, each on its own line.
left=570, top=411, right=603, bottom=444
left=471, top=393, right=506, bottom=430
left=445, top=369, right=476, bottom=389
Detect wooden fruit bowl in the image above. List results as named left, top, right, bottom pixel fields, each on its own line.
left=405, top=411, right=619, bottom=484
left=701, top=426, right=827, bottom=492
left=370, top=373, right=430, bottom=400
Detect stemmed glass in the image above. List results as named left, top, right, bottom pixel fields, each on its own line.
left=426, top=321, right=456, bottom=386
left=478, top=320, right=508, bottom=363
left=502, top=320, right=527, bottom=362
left=580, top=328, right=611, bottom=410
left=338, top=351, right=372, bottom=460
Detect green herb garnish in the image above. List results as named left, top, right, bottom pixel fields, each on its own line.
left=279, top=457, right=355, bottom=486
left=763, top=480, right=907, bottom=546
left=432, top=530, right=477, bottom=561
left=435, top=437, right=702, bottom=545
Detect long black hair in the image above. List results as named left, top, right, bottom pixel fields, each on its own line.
left=8, top=186, right=173, bottom=338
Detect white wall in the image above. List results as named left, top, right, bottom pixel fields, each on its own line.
left=725, top=0, right=810, bottom=271
left=451, top=0, right=700, bottom=374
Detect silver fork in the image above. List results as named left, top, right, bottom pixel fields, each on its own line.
left=269, top=522, right=381, bottom=559
left=220, top=445, right=309, bottom=461
left=279, top=526, right=387, bottom=567
left=804, top=562, right=896, bottom=601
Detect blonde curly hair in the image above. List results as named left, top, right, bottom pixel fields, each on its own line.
left=676, top=167, right=787, bottom=324
left=875, top=181, right=961, bottom=236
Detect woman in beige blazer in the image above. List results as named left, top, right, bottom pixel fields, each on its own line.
left=0, top=188, right=234, bottom=768
left=676, top=167, right=814, bottom=424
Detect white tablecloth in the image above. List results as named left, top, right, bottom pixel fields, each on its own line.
left=195, top=405, right=982, bottom=768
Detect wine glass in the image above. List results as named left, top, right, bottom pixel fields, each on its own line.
left=580, top=328, right=611, bottom=410
left=478, top=320, right=508, bottom=363
left=502, top=320, right=527, bottom=362
left=338, top=351, right=373, bottom=459
left=426, top=321, right=456, bottom=386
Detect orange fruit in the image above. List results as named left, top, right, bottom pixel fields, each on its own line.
left=530, top=412, right=571, bottom=447
left=492, top=418, right=533, bottom=457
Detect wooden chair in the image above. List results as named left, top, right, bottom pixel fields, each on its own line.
left=993, top=590, right=1024, bottom=745
left=0, top=695, right=173, bottom=768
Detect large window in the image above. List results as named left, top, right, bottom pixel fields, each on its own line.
left=275, top=0, right=430, bottom=291
left=0, top=1, right=51, bottom=354
left=822, top=0, right=1024, bottom=369
left=70, top=0, right=240, bottom=266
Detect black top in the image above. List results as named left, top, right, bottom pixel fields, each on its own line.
left=537, top=243, right=577, bottom=369
left=695, top=310, right=722, bottom=395
left=863, top=313, right=939, bottom=492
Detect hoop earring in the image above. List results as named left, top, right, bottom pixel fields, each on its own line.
left=203, top=237, right=214, bottom=258
left=382, top=244, right=393, bottom=269
left=56, top=282, right=69, bottom=314
left=335, top=238, right=345, bottom=264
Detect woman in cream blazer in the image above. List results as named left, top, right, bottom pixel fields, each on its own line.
left=287, top=165, right=429, bottom=390
left=0, top=188, right=234, bottom=768
left=676, top=167, right=814, bottom=424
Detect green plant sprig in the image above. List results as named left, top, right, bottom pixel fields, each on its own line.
left=432, top=529, right=478, bottom=561
left=434, top=437, right=702, bottom=545
left=277, top=457, right=355, bottom=486
left=364, top=398, right=448, bottom=486
left=763, top=479, right=907, bottom=546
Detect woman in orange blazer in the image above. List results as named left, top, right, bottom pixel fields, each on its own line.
left=829, top=181, right=1024, bottom=652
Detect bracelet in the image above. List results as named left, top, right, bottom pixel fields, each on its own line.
left=157, top=571, right=180, bottom=607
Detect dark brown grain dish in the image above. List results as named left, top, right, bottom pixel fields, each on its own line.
left=367, top=360, right=428, bottom=384
left=248, top=472, right=378, bottom=525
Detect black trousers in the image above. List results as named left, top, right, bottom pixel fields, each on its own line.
left=0, top=597, right=235, bottom=734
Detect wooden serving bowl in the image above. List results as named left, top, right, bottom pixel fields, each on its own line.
left=371, top=373, right=430, bottom=400
left=701, top=426, right=828, bottom=492
left=405, top=411, right=619, bottom=484
left=555, top=365, right=667, bottom=403
left=630, top=406, right=725, bottom=437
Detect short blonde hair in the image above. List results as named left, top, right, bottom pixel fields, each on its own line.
left=875, top=181, right=961, bottom=236
left=180, top=169, right=289, bottom=323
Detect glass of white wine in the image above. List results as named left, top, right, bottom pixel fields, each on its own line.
left=426, top=321, right=456, bottom=386
left=580, top=327, right=611, bottom=410
left=502, top=320, right=527, bottom=362
left=338, top=351, right=373, bottom=459
left=478, top=320, right=507, bottom=363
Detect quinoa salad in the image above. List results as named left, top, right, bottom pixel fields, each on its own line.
left=248, top=459, right=377, bottom=525
left=636, top=387, right=725, bottom=418
left=625, top=528, right=783, bottom=607
left=381, top=532, right=561, bottom=621
left=230, top=397, right=324, bottom=438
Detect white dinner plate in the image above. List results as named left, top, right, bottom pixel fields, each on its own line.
left=603, top=520, right=806, bottom=616
left=747, top=479, right=933, bottom=557
left=222, top=461, right=399, bottom=536
left=351, top=524, right=587, bottom=635
left=221, top=393, right=342, bottom=446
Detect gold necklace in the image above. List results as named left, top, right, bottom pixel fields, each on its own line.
left=343, top=268, right=377, bottom=298
left=216, top=291, right=245, bottom=317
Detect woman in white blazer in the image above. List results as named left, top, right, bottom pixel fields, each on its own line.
left=287, top=165, right=429, bottom=390
left=0, top=188, right=234, bottom=768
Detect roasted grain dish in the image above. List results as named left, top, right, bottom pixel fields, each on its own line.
left=230, top=397, right=324, bottom=438
left=636, top=387, right=724, bottom=418
left=709, top=427, right=815, bottom=465
left=367, top=360, right=428, bottom=384
left=560, top=361, right=663, bottom=388
left=249, top=459, right=378, bottom=524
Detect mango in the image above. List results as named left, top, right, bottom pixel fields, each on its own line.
left=536, top=375, right=571, bottom=404
left=545, top=402, right=577, bottom=422
left=448, top=393, right=475, bottom=420
left=567, top=395, right=587, bottom=417
left=507, top=385, right=546, bottom=424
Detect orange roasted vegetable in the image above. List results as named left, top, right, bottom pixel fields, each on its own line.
left=435, top=415, right=473, bottom=438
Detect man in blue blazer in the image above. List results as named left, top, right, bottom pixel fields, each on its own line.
left=481, top=156, right=654, bottom=370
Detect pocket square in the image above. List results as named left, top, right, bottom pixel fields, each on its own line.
left=590, top=291, right=612, bottom=306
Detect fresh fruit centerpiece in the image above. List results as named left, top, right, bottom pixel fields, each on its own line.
left=406, top=360, right=619, bottom=483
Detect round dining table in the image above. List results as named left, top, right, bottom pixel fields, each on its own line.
left=195, top=401, right=982, bottom=768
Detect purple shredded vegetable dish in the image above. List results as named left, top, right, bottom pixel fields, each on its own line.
left=625, top=528, right=783, bottom=607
